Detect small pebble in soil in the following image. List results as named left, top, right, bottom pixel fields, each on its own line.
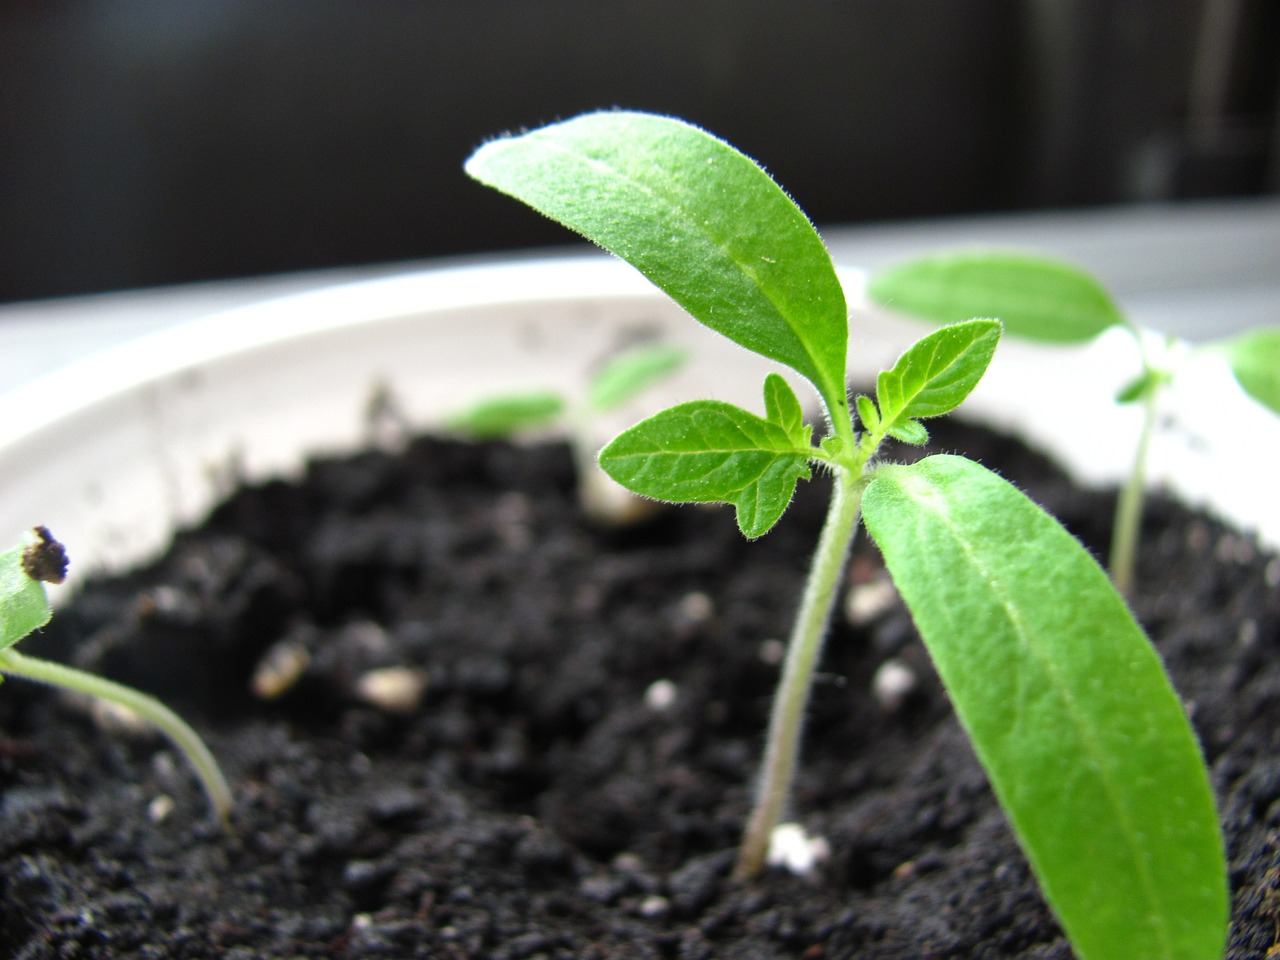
left=354, top=666, right=429, bottom=714
left=758, top=638, right=786, bottom=665
left=872, top=658, right=918, bottom=712
left=250, top=639, right=311, bottom=699
left=644, top=678, right=678, bottom=711
left=844, top=576, right=898, bottom=626
left=767, top=822, right=831, bottom=877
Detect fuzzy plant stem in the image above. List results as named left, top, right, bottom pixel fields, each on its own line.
left=0, top=647, right=232, bottom=824
left=1109, top=384, right=1157, bottom=596
left=734, top=466, right=863, bottom=879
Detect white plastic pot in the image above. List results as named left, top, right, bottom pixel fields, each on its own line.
left=1, top=255, right=1276, bottom=594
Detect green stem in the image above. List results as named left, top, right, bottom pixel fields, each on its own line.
left=1109, top=383, right=1157, bottom=596
left=734, top=465, right=863, bottom=879
left=0, top=647, right=232, bottom=824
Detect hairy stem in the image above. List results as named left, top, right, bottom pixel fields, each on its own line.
left=734, top=466, right=863, bottom=879
left=1109, top=383, right=1157, bottom=595
left=0, top=647, right=232, bottom=824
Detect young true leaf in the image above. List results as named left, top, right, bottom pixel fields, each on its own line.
left=446, top=391, right=567, bottom=437
left=598, top=395, right=812, bottom=539
left=854, top=394, right=880, bottom=433
left=862, top=455, right=1226, bottom=960
left=1210, top=327, right=1280, bottom=414
left=875, top=318, right=1002, bottom=427
left=762, top=372, right=810, bottom=445
left=885, top=419, right=929, bottom=446
left=587, top=343, right=688, bottom=413
left=868, top=250, right=1125, bottom=343
left=466, top=111, right=850, bottom=416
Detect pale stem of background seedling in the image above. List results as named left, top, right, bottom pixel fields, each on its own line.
left=0, top=646, right=233, bottom=824
left=735, top=464, right=862, bottom=878
left=1109, top=378, right=1158, bottom=596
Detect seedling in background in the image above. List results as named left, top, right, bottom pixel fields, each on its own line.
left=867, top=250, right=1280, bottom=594
left=447, top=342, right=687, bottom=523
left=0, top=527, right=231, bottom=823
left=468, top=110, right=1226, bottom=960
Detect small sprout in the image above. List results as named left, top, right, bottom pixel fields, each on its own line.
left=0, top=529, right=232, bottom=824
left=868, top=249, right=1280, bottom=596
left=448, top=343, right=688, bottom=525
left=469, top=111, right=1227, bottom=960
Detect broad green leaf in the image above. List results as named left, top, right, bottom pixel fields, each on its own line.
left=868, top=250, right=1125, bottom=343
left=466, top=111, right=849, bottom=414
left=447, top=391, right=566, bottom=438
left=587, top=343, right=688, bottom=413
left=1210, top=327, right=1280, bottom=415
left=599, top=398, right=812, bottom=538
left=875, top=319, right=1002, bottom=427
left=861, top=455, right=1226, bottom=960
left=762, top=372, right=809, bottom=444
left=1, top=541, right=53, bottom=651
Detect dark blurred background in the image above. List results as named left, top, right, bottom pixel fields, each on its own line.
left=2, top=0, right=1277, bottom=304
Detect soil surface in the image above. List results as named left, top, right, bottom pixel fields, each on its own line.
left=2, top=418, right=1278, bottom=959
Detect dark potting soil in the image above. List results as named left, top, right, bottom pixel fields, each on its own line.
left=1, top=417, right=1278, bottom=960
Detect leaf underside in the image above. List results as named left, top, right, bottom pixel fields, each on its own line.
left=868, top=250, right=1125, bottom=343
left=861, top=455, right=1226, bottom=960
left=466, top=111, right=849, bottom=416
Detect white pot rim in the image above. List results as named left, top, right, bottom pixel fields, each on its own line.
left=1, top=255, right=1275, bottom=592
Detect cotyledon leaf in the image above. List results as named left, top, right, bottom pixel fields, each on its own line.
left=868, top=250, right=1125, bottom=343
left=1, top=540, right=53, bottom=653
left=861, top=455, right=1226, bottom=960
left=466, top=111, right=850, bottom=416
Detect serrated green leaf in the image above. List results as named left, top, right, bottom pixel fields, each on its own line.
left=862, top=455, right=1226, bottom=960
left=875, top=319, right=1001, bottom=429
left=1209, top=327, right=1280, bottom=415
left=587, top=343, right=689, bottom=413
left=466, top=111, right=849, bottom=415
left=869, top=250, right=1125, bottom=343
left=762, top=373, right=809, bottom=444
left=447, top=392, right=567, bottom=438
left=885, top=419, right=929, bottom=445
left=1, top=541, right=53, bottom=652
left=598, top=398, right=811, bottom=538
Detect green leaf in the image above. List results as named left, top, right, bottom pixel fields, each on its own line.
left=466, top=111, right=849, bottom=415
left=868, top=250, right=1125, bottom=343
left=587, top=343, right=688, bottom=413
left=875, top=319, right=1002, bottom=428
left=885, top=419, right=929, bottom=445
left=762, top=372, right=810, bottom=444
left=1209, top=327, right=1280, bottom=415
left=854, top=395, right=880, bottom=433
left=1, top=540, right=53, bottom=652
left=861, top=455, right=1226, bottom=960
left=598, top=396, right=812, bottom=538
left=447, top=391, right=566, bottom=437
